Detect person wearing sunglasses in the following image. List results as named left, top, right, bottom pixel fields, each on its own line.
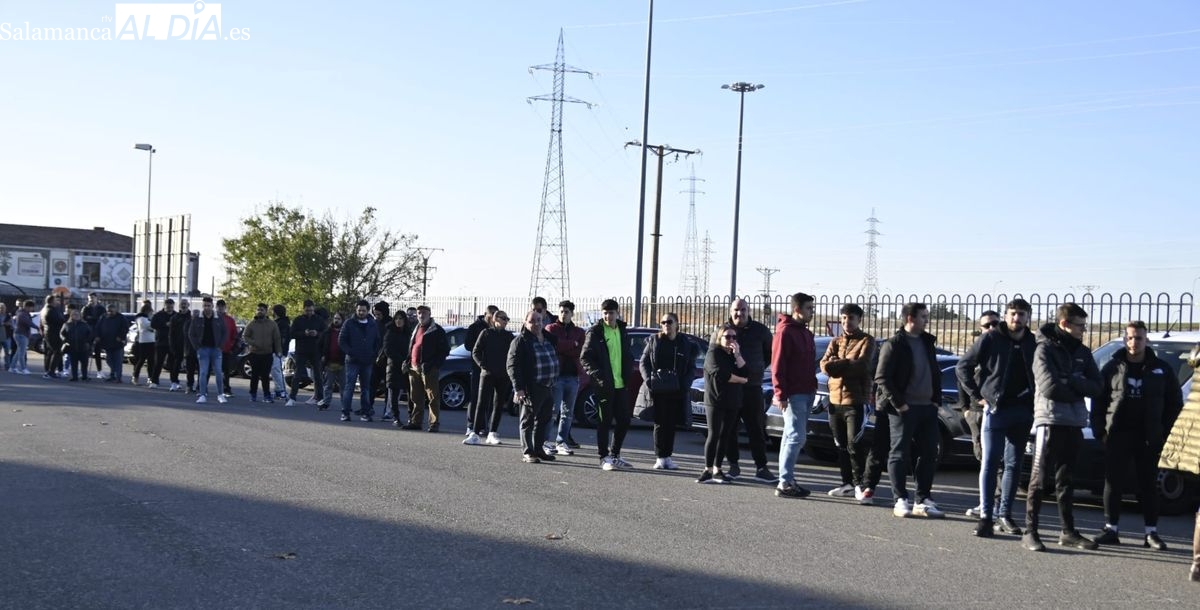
left=961, top=310, right=1003, bottom=478
left=699, top=324, right=750, bottom=483
left=956, top=299, right=1036, bottom=538
left=639, top=312, right=699, bottom=470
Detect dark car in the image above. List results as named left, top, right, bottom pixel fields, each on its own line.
left=802, top=355, right=975, bottom=465
left=1022, top=331, right=1199, bottom=515
left=576, top=328, right=708, bottom=428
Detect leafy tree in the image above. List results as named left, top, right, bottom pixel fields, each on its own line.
left=221, top=202, right=421, bottom=319
left=929, top=303, right=961, bottom=320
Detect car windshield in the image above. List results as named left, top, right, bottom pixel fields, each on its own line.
left=1093, top=339, right=1195, bottom=385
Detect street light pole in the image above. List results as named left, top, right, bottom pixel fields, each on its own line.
left=632, top=0, right=655, bottom=327
left=721, top=82, right=763, bottom=301
left=134, top=143, right=155, bottom=310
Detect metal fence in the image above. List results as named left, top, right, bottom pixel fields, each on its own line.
left=421, top=292, right=1196, bottom=354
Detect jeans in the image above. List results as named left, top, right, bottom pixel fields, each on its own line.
left=830, top=403, right=867, bottom=487
left=196, top=347, right=223, bottom=398
left=342, top=360, right=375, bottom=417
left=13, top=334, right=28, bottom=371
left=552, top=376, right=580, bottom=443
left=0, top=336, right=11, bottom=369
left=1026, top=424, right=1082, bottom=533
left=323, top=363, right=343, bottom=404
left=979, top=407, right=1032, bottom=519
left=777, top=393, right=814, bottom=487
left=106, top=348, right=124, bottom=381
left=289, top=351, right=323, bottom=401
left=888, top=404, right=940, bottom=503
left=474, top=372, right=512, bottom=435
left=595, top=387, right=631, bottom=459
left=519, top=384, right=554, bottom=456
left=1103, top=435, right=1160, bottom=528
left=270, top=354, right=286, bottom=397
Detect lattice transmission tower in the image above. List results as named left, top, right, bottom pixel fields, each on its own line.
left=861, top=208, right=882, bottom=297
left=678, top=164, right=705, bottom=295
left=527, top=29, right=592, bottom=301
left=701, top=231, right=715, bottom=296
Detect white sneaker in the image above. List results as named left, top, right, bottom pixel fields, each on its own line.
left=305, top=397, right=318, bottom=405
left=827, top=484, right=856, bottom=497
left=555, top=443, right=574, bottom=456
left=169, top=383, right=181, bottom=392
left=612, top=456, right=634, bottom=470
left=913, top=500, right=945, bottom=519
left=147, top=381, right=157, bottom=389
left=965, top=505, right=983, bottom=517
left=542, top=442, right=556, bottom=455
left=485, top=432, right=501, bottom=445
left=463, top=433, right=482, bottom=446
left=654, top=458, right=668, bottom=469
left=600, top=456, right=616, bottom=471
left=285, top=399, right=296, bottom=407
left=195, top=395, right=208, bottom=404
left=893, top=498, right=913, bottom=518
left=660, top=457, right=679, bottom=470
left=217, top=395, right=228, bottom=404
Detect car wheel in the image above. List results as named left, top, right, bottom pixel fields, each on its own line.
left=440, top=376, right=468, bottom=410
left=574, top=390, right=599, bottom=428
left=804, top=445, right=838, bottom=462
left=242, top=359, right=253, bottom=378
left=1158, top=469, right=1200, bottom=516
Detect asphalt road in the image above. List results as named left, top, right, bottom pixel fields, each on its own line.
left=2, top=364, right=1197, bottom=609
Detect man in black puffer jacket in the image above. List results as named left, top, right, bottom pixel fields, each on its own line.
left=167, top=299, right=191, bottom=392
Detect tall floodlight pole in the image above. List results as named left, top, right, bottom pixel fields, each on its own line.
left=134, top=143, right=155, bottom=308
left=632, top=0, right=655, bottom=327
left=721, top=82, right=763, bottom=301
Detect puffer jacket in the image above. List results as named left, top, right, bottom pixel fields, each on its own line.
left=1092, top=347, right=1184, bottom=449
left=1159, top=344, right=1200, bottom=475
left=1032, top=323, right=1102, bottom=428
left=60, top=319, right=94, bottom=356
left=472, top=327, right=513, bottom=378
left=820, top=329, right=876, bottom=406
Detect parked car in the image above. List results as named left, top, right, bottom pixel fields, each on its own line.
left=1022, top=331, right=1199, bottom=514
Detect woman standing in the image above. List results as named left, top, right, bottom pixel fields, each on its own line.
left=39, top=295, right=66, bottom=378
left=640, top=312, right=698, bottom=470
left=382, top=312, right=413, bottom=423
left=699, top=324, right=749, bottom=484
left=0, top=302, right=12, bottom=371
left=131, top=304, right=156, bottom=385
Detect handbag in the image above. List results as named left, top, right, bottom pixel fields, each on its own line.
left=645, top=339, right=680, bottom=393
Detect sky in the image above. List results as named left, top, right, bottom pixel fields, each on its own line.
left=1, top=0, right=1199, bottom=305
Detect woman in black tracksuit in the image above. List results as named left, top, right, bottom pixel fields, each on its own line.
left=382, top=314, right=413, bottom=423
left=699, top=323, right=749, bottom=484
left=639, top=312, right=698, bottom=470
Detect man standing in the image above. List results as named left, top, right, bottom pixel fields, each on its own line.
left=149, top=299, right=175, bottom=389
left=95, top=304, right=128, bottom=383
left=875, top=302, right=945, bottom=519
left=464, top=305, right=498, bottom=432
left=288, top=300, right=326, bottom=407
left=270, top=304, right=291, bottom=400
left=339, top=300, right=382, bottom=422
left=188, top=297, right=229, bottom=405
left=507, top=310, right=560, bottom=463
left=167, top=299, right=190, bottom=392
left=819, top=303, right=875, bottom=500
left=772, top=293, right=816, bottom=498
left=963, top=310, right=1002, bottom=468
left=402, top=306, right=448, bottom=432
left=531, top=296, right=559, bottom=326
left=469, top=310, right=513, bottom=445
left=216, top=299, right=238, bottom=397
left=714, top=298, right=774, bottom=482
left=1023, top=303, right=1103, bottom=551
left=370, top=301, right=393, bottom=411
left=243, top=303, right=281, bottom=403
left=1091, top=320, right=1183, bottom=550
left=581, top=299, right=633, bottom=470
left=546, top=300, right=586, bottom=454
left=82, top=293, right=107, bottom=377
left=956, top=299, right=1037, bottom=538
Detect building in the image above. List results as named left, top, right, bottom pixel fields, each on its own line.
left=0, top=224, right=133, bottom=308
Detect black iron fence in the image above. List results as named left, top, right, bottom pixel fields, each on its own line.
left=422, top=292, right=1196, bottom=354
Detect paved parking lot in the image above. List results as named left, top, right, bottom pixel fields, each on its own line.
left=2, top=367, right=1197, bottom=609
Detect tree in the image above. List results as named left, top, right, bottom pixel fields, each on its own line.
left=221, top=202, right=421, bottom=319
left=928, top=303, right=961, bottom=320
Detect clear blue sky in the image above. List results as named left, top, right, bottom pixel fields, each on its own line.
left=2, top=0, right=1198, bottom=303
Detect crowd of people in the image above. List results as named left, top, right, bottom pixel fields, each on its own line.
left=3, top=291, right=1199, bottom=581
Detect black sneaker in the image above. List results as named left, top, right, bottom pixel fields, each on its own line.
left=392, top=419, right=404, bottom=428
left=1022, top=532, right=1046, bottom=552
left=522, top=454, right=540, bottom=464
left=713, top=471, right=732, bottom=484
left=974, top=518, right=995, bottom=538
left=566, top=436, right=581, bottom=449
left=263, top=397, right=274, bottom=404
left=1144, top=532, right=1167, bottom=551
left=1094, top=528, right=1121, bottom=545
left=697, top=471, right=715, bottom=484
left=339, top=413, right=351, bottom=422
left=996, top=517, right=1024, bottom=536
left=427, top=423, right=440, bottom=433
left=535, top=452, right=557, bottom=462
left=1059, top=530, right=1099, bottom=550
left=727, top=463, right=741, bottom=479
left=360, top=414, right=373, bottom=422
left=775, top=484, right=810, bottom=498
left=381, top=413, right=393, bottom=421
left=753, top=467, right=776, bottom=483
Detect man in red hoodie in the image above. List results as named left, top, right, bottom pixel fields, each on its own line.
left=771, top=292, right=817, bottom=498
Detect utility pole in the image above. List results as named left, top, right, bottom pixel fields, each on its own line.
left=756, top=267, right=778, bottom=299
left=413, top=247, right=444, bottom=301
left=625, top=141, right=700, bottom=323
left=701, top=231, right=715, bottom=295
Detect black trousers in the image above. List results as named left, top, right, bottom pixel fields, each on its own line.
left=1103, top=436, right=1160, bottom=528
left=185, top=350, right=198, bottom=388
left=519, top=384, right=554, bottom=456
left=289, top=350, right=323, bottom=401
left=132, top=342, right=155, bottom=380
left=830, top=403, right=867, bottom=487
left=724, top=380, right=769, bottom=469
left=92, top=341, right=104, bottom=373
left=167, top=347, right=184, bottom=384
left=1026, top=424, right=1082, bottom=533
left=467, top=363, right=481, bottom=428
left=651, top=390, right=685, bottom=458
left=473, top=373, right=512, bottom=436
left=43, top=335, right=63, bottom=374
left=151, top=343, right=172, bottom=383
left=248, top=353, right=273, bottom=397
left=595, top=387, right=631, bottom=459
left=385, top=358, right=408, bottom=419
left=704, top=405, right=740, bottom=470
left=864, top=406, right=892, bottom=491
left=68, top=351, right=90, bottom=380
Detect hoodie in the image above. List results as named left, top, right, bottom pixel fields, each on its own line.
left=771, top=314, right=817, bottom=402
left=1032, top=322, right=1102, bottom=428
